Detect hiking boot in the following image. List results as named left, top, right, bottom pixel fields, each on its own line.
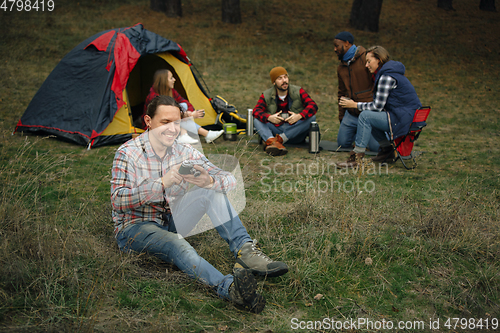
left=336, top=151, right=365, bottom=168
left=371, top=146, right=396, bottom=163
left=205, top=130, right=224, bottom=143
left=235, top=239, right=289, bottom=277
left=264, top=135, right=287, bottom=156
left=228, top=268, right=266, bottom=313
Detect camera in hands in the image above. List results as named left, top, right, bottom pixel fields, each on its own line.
left=178, top=160, right=202, bottom=177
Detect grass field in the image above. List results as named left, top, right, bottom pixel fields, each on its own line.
left=1, top=0, right=500, bottom=332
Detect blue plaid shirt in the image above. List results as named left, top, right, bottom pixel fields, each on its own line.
left=357, top=75, right=397, bottom=112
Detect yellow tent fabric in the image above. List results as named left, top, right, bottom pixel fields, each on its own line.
left=156, top=52, right=217, bottom=126
left=100, top=52, right=216, bottom=139
left=101, top=90, right=144, bottom=136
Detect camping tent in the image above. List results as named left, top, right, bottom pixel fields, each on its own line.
left=15, top=23, right=218, bottom=148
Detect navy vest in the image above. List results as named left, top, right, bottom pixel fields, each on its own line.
left=374, top=61, right=421, bottom=139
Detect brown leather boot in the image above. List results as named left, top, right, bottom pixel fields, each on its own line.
left=263, top=137, right=275, bottom=151
left=264, top=135, right=287, bottom=156
left=371, top=146, right=396, bottom=163
left=336, top=151, right=365, bottom=168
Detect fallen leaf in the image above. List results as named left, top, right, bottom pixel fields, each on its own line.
left=314, top=294, right=323, bottom=301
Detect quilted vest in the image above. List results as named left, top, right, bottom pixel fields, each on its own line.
left=262, top=84, right=303, bottom=115
left=374, top=61, right=421, bottom=140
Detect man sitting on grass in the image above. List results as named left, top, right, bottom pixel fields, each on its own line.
left=111, top=95, right=288, bottom=313
left=252, top=67, right=318, bottom=156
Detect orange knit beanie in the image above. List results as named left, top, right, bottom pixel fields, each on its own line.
left=269, top=67, right=288, bottom=83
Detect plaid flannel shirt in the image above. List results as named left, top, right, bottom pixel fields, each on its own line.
left=253, top=87, right=318, bottom=125
left=357, top=75, right=397, bottom=112
left=111, top=131, right=236, bottom=234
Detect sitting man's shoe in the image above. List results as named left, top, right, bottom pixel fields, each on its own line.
left=336, top=151, right=365, bottom=168
left=205, top=130, right=224, bottom=143
left=228, top=268, right=266, bottom=313
left=371, top=146, right=396, bottom=163
left=177, top=132, right=199, bottom=144
left=235, top=239, right=289, bottom=277
left=264, top=135, right=288, bottom=156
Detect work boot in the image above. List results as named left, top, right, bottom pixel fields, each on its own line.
left=336, top=151, right=365, bottom=168
left=228, top=268, right=266, bottom=313
left=371, top=146, right=396, bottom=163
left=235, top=239, right=289, bottom=277
left=264, top=135, right=288, bottom=156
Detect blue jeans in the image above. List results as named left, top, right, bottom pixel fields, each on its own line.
left=355, top=111, right=390, bottom=150
left=116, top=189, right=252, bottom=299
left=254, top=115, right=316, bottom=144
left=337, top=111, right=379, bottom=152
left=181, top=117, right=201, bottom=134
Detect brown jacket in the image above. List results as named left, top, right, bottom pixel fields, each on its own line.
left=337, top=45, right=374, bottom=122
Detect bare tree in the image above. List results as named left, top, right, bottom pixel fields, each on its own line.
left=150, top=0, right=182, bottom=17
left=437, top=0, right=454, bottom=11
left=150, top=0, right=165, bottom=12
left=222, top=0, right=242, bottom=24
left=349, top=0, right=384, bottom=32
left=480, top=0, right=496, bottom=11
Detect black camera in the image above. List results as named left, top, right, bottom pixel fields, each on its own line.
left=178, top=160, right=201, bottom=177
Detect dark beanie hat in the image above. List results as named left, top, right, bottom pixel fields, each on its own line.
left=334, top=31, right=354, bottom=44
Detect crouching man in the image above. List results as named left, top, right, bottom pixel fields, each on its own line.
left=111, top=95, right=288, bottom=313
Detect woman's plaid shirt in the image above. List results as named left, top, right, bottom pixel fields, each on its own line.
left=111, top=131, right=236, bottom=234
left=357, top=75, right=397, bottom=112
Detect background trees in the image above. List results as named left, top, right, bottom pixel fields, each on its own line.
left=349, top=0, right=384, bottom=32
left=150, top=0, right=182, bottom=17
left=221, top=0, right=242, bottom=24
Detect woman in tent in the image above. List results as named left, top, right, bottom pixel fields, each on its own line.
left=336, top=46, right=421, bottom=168
left=142, top=69, right=224, bottom=144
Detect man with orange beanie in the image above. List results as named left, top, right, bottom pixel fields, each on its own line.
left=252, top=67, right=318, bottom=156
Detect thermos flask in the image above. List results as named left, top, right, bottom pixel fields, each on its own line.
left=309, top=121, right=320, bottom=153
left=246, top=109, right=254, bottom=137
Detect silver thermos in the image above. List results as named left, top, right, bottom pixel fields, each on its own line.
left=309, top=121, right=320, bottom=153
left=246, top=108, right=254, bottom=137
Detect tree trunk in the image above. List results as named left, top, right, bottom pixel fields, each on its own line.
left=480, top=0, right=496, bottom=11
left=150, top=0, right=182, bottom=17
left=349, top=0, right=383, bottom=32
left=437, top=0, right=454, bottom=11
left=165, top=0, right=182, bottom=17
left=150, top=0, right=165, bottom=12
left=221, top=0, right=242, bottom=24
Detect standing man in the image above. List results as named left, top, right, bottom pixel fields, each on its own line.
left=111, top=95, right=288, bottom=314
left=253, top=67, right=318, bottom=156
left=334, top=31, right=379, bottom=153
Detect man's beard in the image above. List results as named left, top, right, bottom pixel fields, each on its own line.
left=276, top=83, right=288, bottom=93
left=336, top=45, right=345, bottom=61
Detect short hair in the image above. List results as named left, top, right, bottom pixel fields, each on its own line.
left=366, top=46, right=391, bottom=66
left=146, top=95, right=183, bottom=119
